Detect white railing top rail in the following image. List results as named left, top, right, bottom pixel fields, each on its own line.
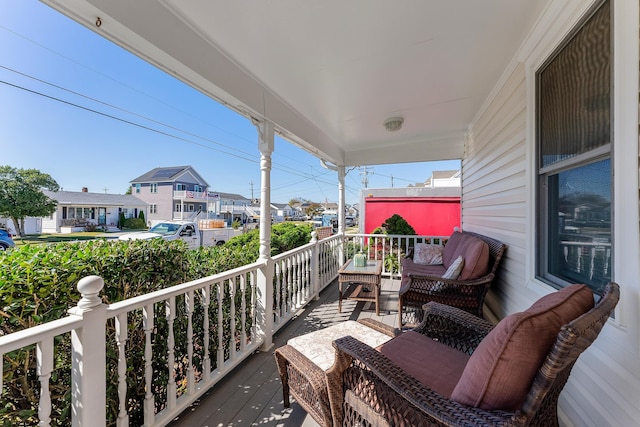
left=0, top=315, right=81, bottom=354
left=107, top=259, right=265, bottom=318
left=271, top=232, right=341, bottom=263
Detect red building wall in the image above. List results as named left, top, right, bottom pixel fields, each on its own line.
left=364, top=196, right=460, bottom=236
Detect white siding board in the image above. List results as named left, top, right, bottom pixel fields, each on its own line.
left=469, top=63, right=526, bottom=145
left=463, top=1, right=640, bottom=425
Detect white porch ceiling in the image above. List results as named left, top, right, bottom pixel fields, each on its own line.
left=46, top=0, right=548, bottom=166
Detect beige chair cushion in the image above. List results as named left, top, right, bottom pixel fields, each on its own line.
left=287, top=320, right=392, bottom=371
left=451, top=284, right=594, bottom=410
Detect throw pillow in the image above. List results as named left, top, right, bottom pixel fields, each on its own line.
left=442, top=255, right=464, bottom=280
left=432, top=255, right=464, bottom=291
left=413, top=243, right=444, bottom=265
left=451, top=284, right=594, bottom=410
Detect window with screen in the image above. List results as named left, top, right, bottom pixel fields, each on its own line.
left=536, top=0, right=611, bottom=295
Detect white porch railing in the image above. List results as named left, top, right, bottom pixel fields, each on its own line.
left=342, top=233, right=450, bottom=278
left=0, top=231, right=342, bottom=426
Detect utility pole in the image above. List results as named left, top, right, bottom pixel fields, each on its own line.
left=103, top=187, right=109, bottom=194
left=359, top=166, right=373, bottom=189
left=250, top=180, right=254, bottom=201
left=390, top=175, right=394, bottom=188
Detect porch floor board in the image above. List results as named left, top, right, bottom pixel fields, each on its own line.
left=168, top=276, right=401, bottom=427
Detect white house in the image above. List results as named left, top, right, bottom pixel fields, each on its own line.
left=41, top=189, right=147, bottom=233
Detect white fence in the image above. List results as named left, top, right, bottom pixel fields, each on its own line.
left=0, top=231, right=342, bottom=426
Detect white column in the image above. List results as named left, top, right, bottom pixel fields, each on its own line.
left=255, top=119, right=274, bottom=351
left=338, top=165, right=346, bottom=265
left=68, top=276, right=107, bottom=427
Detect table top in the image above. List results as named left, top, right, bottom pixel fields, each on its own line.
left=339, top=259, right=382, bottom=275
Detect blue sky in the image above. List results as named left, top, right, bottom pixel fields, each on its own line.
left=0, top=1, right=460, bottom=206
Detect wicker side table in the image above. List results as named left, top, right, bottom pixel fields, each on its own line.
left=274, top=319, right=397, bottom=427
left=338, top=259, right=383, bottom=315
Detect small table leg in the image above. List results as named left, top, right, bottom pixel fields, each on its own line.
left=338, top=281, right=342, bottom=313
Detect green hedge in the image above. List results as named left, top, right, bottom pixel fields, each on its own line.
left=0, top=222, right=312, bottom=426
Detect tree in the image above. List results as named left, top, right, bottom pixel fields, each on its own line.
left=382, top=214, right=416, bottom=235
left=0, top=166, right=59, bottom=237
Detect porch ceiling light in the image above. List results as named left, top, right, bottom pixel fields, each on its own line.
left=383, top=117, right=404, bottom=132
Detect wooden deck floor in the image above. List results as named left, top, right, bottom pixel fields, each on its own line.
left=168, top=276, right=401, bottom=427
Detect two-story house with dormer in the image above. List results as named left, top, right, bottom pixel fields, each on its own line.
left=130, top=166, right=210, bottom=224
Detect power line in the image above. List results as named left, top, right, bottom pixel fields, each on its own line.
left=0, top=79, right=341, bottom=189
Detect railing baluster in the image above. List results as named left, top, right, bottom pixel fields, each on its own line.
left=115, top=313, right=129, bottom=427
left=217, top=282, right=224, bottom=370
left=229, top=279, right=236, bottom=361
left=240, top=274, right=247, bottom=352
left=185, top=290, right=195, bottom=394
left=287, top=256, right=293, bottom=311
left=274, top=261, right=281, bottom=322
left=202, top=286, right=211, bottom=381
left=298, top=252, right=303, bottom=303
left=142, top=304, right=154, bottom=424
left=165, top=297, right=176, bottom=409
left=37, top=337, right=53, bottom=427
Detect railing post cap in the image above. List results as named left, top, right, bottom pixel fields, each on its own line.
left=77, top=275, right=104, bottom=309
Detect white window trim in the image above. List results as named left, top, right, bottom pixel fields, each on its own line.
left=523, top=0, right=638, bottom=341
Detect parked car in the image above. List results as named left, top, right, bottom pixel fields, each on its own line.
left=0, top=229, right=15, bottom=250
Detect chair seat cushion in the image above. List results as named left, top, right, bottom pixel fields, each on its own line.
left=378, top=331, right=469, bottom=398
left=400, top=258, right=446, bottom=290
left=451, top=284, right=595, bottom=410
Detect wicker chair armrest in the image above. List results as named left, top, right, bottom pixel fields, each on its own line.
left=410, top=302, right=494, bottom=353
left=357, top=318, right=401, bottom=337
left=330, top=335, right=521, bottom=426
left=408, top=272, right=493, bottom=289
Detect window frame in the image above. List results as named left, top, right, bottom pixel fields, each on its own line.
left=535, top=0, right=613, bottom=294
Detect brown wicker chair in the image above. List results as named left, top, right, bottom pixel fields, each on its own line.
left=327, top=282, right=620, bottom=426
left=399, top=231, right=507, bottom=324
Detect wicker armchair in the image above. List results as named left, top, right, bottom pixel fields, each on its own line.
left=399, top=231, right=506, bottom=324
left=327, top=282, right=620, bottom=426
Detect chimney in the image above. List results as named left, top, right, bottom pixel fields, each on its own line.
left=82, top=187, right=88, bottom=192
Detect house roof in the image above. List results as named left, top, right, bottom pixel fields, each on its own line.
left=212, top=191, right=250, bottom=201
left=272, top=203, right=291, bottom=209
left=432, top=170, right=461, bottom=179
left=44, top=190, right=147, bottom=207
left=130, top=166, right=209, bottom=186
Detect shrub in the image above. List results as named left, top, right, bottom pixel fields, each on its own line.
left=0, top=222, right=315, bottom=426
left=122, top=217, right=146, bottom=230
left=382, top=213, right=416, bottom=236
left=138, top=210, right=145, bottom=222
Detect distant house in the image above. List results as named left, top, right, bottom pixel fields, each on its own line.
left=411, top=170, right=461, bottom=188
left=130, top=166, right=210, bottom=224
left=271, top=203, right=294, bottom=220
left=214, top=192, right=253, bottom=224
left=41, top=189, right=147, bottom=233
